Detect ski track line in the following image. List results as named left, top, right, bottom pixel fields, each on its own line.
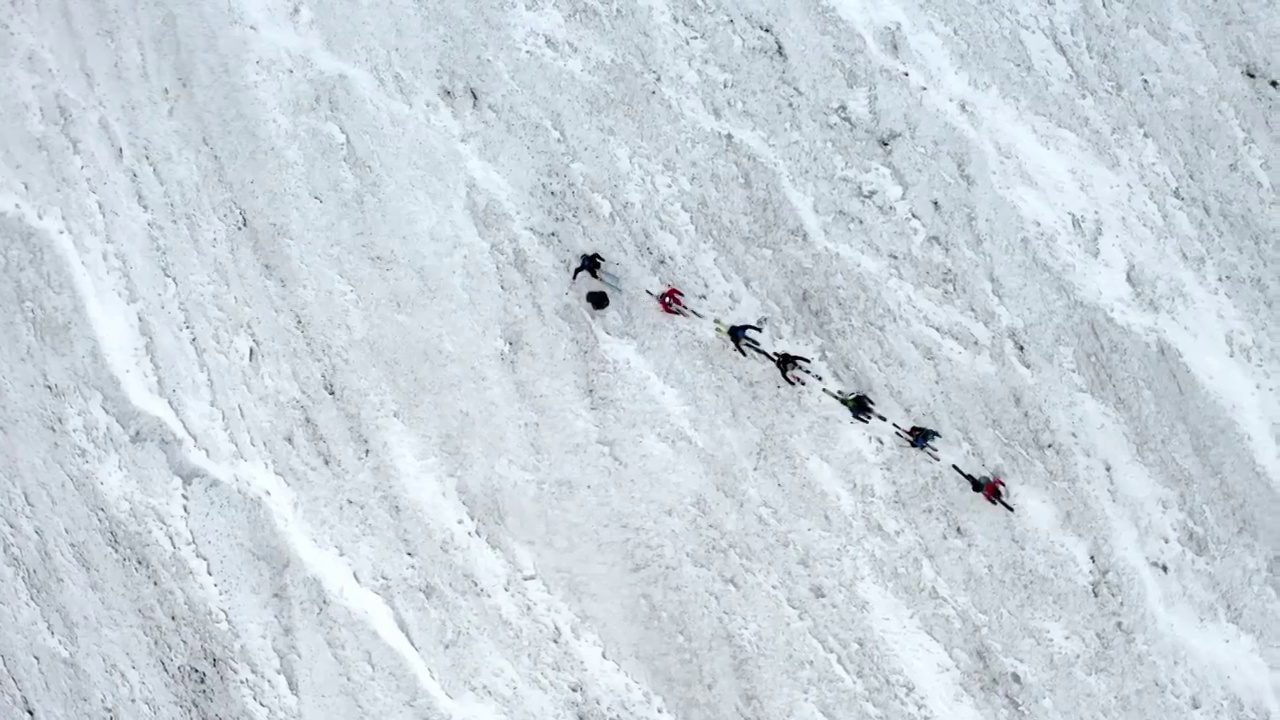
left=5, top=192, right=503, bottom=720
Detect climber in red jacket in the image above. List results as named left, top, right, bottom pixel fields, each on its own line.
left=982, top=477, right=1007, bottom=505
left=658, top=287, right=686, bottom=315
left=952, top=464, right=1014, bottom=512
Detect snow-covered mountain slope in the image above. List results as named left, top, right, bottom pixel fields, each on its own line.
left=2, top=0, right=1275, bottom=717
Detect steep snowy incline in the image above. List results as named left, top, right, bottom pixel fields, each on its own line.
left=2, top=0, right=1276, bottom=718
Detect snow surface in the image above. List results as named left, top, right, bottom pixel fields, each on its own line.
left=1, top=0, right=1277, bottom=717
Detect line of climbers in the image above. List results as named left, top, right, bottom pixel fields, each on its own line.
left=571, top=253, right=1014, bottom=512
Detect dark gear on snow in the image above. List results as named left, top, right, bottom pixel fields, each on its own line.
left=586, top=290, right=610, bottom=310
left=572, top=253, right=606, bottom=281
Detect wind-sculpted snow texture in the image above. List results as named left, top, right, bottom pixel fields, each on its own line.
left=1, top=0, right=1276, bottom=717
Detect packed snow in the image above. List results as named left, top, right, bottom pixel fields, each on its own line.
left=1, top=0, right=1276, bottom=717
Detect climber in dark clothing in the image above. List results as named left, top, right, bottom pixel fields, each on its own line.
left=774, top=352, right=811, bottom=385
left=726, top=324, right=763, bottom=356
left=905, top=426, right=941, bottom=449
left=836, top=391, right=877, bottom=422
left=572, top=253, right=606, bottom=281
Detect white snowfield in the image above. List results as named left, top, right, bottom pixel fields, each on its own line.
left=0, top=0, right=1275, bottom=716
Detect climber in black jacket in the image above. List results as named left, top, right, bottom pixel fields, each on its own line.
left=571, top=252, right=606, bottom=281
left=774, top=352, right=810, bottom=385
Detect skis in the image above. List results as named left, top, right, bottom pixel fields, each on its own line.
left=793, top=365, right=824, bottom=382
left=714, top=319, right=752, bottom=339
left=680, top=304, right=704, bottom=318
left=572, top=267, right=619, bottom=292
left=598, top=270, right=622, bottom=292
